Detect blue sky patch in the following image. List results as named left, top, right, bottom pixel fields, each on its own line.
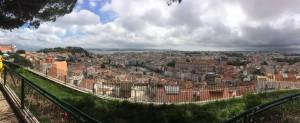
left=75, top=0, right=116, bottom=23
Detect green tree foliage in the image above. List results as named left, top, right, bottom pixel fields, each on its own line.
left=38, top=47, right=89, bottom=56
left=167, top=59, right=176, bottom=67
left=243, top=93, right=262, bottom=109
left=101, top=64, right=106, bottom=69
left=0, top=0, right=77, bottom=29
left=261, top=61, right=268, bottom=65
left=167, top=0, right=182, bottom=6
left=224, top=53, right=244, bottom=57
left=252, top=68, right=265, bottom=75
left=16, top=50, right=26, bottom=54
left=273, top=58, right=300, bottom=65
left=227, top=60, right=249, bottom=66
left=10, top=54, right=32, bottom=67
left=0, top=0, right=183, bottom=30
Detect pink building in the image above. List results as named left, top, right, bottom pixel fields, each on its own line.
left=49, top=61, right=68, bottom=81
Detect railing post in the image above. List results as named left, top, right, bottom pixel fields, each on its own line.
left=3, top=68, right=7, bottom=85
left=21, top=78, right=25, bottom=109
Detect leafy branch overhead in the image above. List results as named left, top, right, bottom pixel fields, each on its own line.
left=0, top=0, right=77, bottom=29
left=0, top=0, right=182, bottom=30
left=167, top=0, right=182, bottom=6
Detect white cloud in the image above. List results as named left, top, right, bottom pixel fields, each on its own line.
left=78, top=0, right=84, bottom=4
left=55, top=9, right=101, bottom=27
left=2, top=0, right=300, bottom=51
left=89, top=1, right=97, bottom=8
left=237, top=0, right=300, bottom=20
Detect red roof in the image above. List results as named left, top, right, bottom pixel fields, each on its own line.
left=79, top=79, right=95, bottom=89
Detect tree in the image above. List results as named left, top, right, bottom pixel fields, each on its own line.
left=0, top=0, right=77, bottom=30
left=0, top=0, right=183, bottom=30
left=101, top=64, right=106, bottom=69
left=261, top=61, right=268, bottom=65
left=167, top=60, right=176, bottom=67
left=16, top=50, right=26, bottom=54
left=243, top=93, right=262, bottom=109
left=10, top=54, right=33, bottom=68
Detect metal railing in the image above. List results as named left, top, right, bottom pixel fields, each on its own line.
left=226, top=92, right=300, bottom=123
left=92, top=81, right=256, bottom=104
left=2, top=62, right=100, bottom=123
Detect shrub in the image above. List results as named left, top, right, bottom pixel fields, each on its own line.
left=11, top=54, right=33, bottom=68
left=243, top=93, right=262, bottom=109
left=16, top=50, right=26, bottom=54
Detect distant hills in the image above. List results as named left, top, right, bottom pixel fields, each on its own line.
left=37, top=47, right=89, bottom=56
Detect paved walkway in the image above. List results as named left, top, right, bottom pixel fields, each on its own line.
left=0, top=90, right=18, bottom=123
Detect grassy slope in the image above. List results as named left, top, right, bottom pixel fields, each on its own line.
left=18, top=69, right=300, bottom=123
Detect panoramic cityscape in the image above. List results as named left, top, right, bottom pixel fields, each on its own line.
left=1, top=0, right=300, bottom=123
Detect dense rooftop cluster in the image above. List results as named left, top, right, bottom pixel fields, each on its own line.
left=12, top=47, right=300, bottom=103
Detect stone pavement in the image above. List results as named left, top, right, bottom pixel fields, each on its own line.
left=0, top=90, right=18, bottom=123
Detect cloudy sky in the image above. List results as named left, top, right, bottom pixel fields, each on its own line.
left=1, top=0, right=300, bottom=51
